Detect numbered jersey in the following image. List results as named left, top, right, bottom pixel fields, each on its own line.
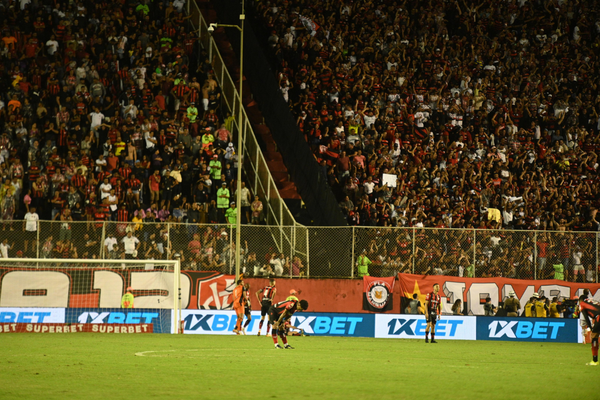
left=261, top=285, right=276, bottom=303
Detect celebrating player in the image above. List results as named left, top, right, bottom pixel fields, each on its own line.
left=579, top=295, right=600, bottom=366
left=424, top=283, right=441, bottom=343
left=232, top=279, right=245, bottom=335
left=268, top=298, right=309, bottom=349
left=256, top=278, right=276, bottom=336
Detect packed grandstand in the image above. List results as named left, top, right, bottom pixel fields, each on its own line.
left=0, top=0, right=599, bottom=260
left=253, top=0, right=600, bottom=231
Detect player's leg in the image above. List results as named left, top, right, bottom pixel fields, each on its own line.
left=278, top=319, right=293, bottom=349
left=233, top=306, right=243, bottom=333
left=236, top=309, right=244, bottom=332
left=258, top=303, right=268, bottom=336
left=430, top=315, right=438, bottom=343
left=243, top=308, right=252, bottom=334
left=587, top=321, right=599, bottom=366
left=425, top=313, right=432, bottom=343
left=268, top=311, right=281, bottom=348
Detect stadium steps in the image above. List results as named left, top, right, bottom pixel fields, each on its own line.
left=200, top=4, right=301, bottom=200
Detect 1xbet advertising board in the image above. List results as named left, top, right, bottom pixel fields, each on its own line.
left=180, top=310, right=375, bottom=337
left=476, top=317, right=578, bottom=343
left=0, top=308, right=65, bottom=323
left=375, top=315, right=476, bottom=340
left=65, top=308, right=171, bottom=334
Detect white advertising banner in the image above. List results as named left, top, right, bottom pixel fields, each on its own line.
left=375, top=314, right=477, bottom=340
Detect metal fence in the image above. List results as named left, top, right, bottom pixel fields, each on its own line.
left=188, top=0, right=298, bottom=229
left=2, top=221, right=597, bottom=282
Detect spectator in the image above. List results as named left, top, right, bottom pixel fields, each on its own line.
left=254, top=0, right=600, bottom=237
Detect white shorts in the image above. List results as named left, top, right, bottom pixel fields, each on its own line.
left=573, top=264, right=584, bottom=274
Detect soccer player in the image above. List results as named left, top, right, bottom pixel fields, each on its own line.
left=268, top=298, right=309, bottom=349
left=424, top=283, right=441, bottom=343
left=255, top=278, right=276, bottom=336
left=241, top=283, right=252, bottom=334
left=232, top=279, right=245, bottom=335
left=579, top=295, right=600, bottom=366
left=121, top=287, right=134, bottom=308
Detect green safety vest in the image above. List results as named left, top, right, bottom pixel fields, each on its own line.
left=357, top=255, right=371, bottom=277
left=121, top=293, right=134, bottom=308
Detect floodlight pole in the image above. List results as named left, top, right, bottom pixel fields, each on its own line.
left=209, top=1, right=245, bottom=281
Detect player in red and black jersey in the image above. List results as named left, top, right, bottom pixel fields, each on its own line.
left=579, top=296, right=600, bottom=366
left=255, top=278, right=276, bottom=336
left=424, top=283, right=441, bottom=343
left=268, top=298, right=308, bottom=349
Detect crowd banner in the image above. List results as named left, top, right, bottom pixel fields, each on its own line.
left=363, top=276, right=395, bottom=312
left=397, top=273, right=600, bottom=316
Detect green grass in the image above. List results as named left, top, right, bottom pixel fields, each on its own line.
left=0, top=334, right=596, bottom=399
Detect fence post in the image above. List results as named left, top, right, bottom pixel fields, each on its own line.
left=350, top=226, right=355, bottom=279
left=412, top=227, right=416, bottom=274
left=533, top=231, right=537, bottom=280
left=472, top=228, right=476, bottom=277
left=100, top=222, right=106, bottom=259
left=596, top=232, right=599, bottom=284
left=306, top=228, right=310, bottom=278
left=36, top=221, right=40, bottom=260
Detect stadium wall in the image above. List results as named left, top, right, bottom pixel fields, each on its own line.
left=1, top=267, right=599, bottom=313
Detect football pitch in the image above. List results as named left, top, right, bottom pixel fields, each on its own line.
left=0, top=334, right=596, bottom=400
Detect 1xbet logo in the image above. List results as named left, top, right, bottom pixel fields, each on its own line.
left=77, top=312, right=159, bottom=324
left=387, top=318, right=463, bottom=337
left=487, top=321, right=565, bottom=339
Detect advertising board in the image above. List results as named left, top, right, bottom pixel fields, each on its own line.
left=375, top=315, right=477, bottom=340
left=476, top=317, right=578, bottom=343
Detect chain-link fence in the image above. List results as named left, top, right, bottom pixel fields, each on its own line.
left=1, top=221, right=598, bottom=282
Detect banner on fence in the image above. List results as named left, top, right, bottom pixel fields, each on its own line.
left=397, top=273, right=600, bottom=316
left=363, top=276, right=395, bottom=312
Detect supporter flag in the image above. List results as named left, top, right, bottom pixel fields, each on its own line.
left=297, top=13, right=320, bottom=36
left=363, top=276, right=394, bottom=312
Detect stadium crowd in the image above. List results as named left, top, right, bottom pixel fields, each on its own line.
left=254, top=0, right=600, bottom=232
left=0, top=0, right=271, bottom=261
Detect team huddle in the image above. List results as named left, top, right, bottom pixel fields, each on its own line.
left=230, top=277, right=308, bottom=349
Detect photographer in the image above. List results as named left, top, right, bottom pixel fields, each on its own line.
left=484, top=297, right=497, bottom=316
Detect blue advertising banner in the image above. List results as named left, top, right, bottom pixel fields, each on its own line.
left=476, top=317, right=578, bottom=343
left=180, top=310, right=375, bottom=337
left=289, top=313, right=375, bottom=337
left=65, top=308, right=172, bottom=334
